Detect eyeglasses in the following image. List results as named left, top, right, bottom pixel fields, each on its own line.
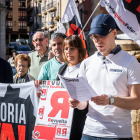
left=90, top=29, right=114, bottom=41
left=33, top=38, right=45, bottom=43
left=17, top=64, right=28, bottom=68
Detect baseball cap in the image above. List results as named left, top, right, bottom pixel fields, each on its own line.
left=88, top=13, right=116, bottom=36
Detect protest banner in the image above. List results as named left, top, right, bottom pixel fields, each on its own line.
left=33, top=81, right=74, bottom=140
left=100, top=0, right=140, bottom=46
left=0, top=81, right=38, bottom=140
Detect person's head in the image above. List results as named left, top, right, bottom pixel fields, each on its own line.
left=14, top=54, right=31, bottom=77
left=32, top=31, right=48, bottom=53
left=63, top=35, right=86, bottom=66
left=12, top=51, right=17, bottom=58
left=51, top=32, right=67, bottom=60
left=89, top=13, right=117, bottom=56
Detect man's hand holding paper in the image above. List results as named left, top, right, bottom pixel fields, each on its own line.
left=91, top=94, right=110, bottom=105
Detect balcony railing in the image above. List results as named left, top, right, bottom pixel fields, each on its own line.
left=27, top=2, right=33, bottom=13
left=27, top=16, right=34, bottom=26
left=37, top=0, right=42, bottom=2
left=46, top=1, right=57, bottom=11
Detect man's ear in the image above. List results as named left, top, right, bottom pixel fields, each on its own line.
left=45, top=38, right=48, bottom=44
left=113, top=29, right=117, bottom=37
left=32, top=41, right=35, bottom=46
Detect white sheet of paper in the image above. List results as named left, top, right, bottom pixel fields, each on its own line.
left=58, top=74, right=97, bottom=101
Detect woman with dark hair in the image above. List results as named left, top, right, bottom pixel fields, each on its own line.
left=8, top=51, right=17, bottom=76
left=56, top=35, right=88, bottom=140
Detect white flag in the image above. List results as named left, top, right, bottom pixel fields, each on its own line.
left=101, top=0, right=140, bottom=46
left=57, top=0, right=87, bottom=50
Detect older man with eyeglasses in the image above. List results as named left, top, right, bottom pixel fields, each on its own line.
left=28, top=31, right=49, bottom=80
left=69, top=13, right=140, bottom=140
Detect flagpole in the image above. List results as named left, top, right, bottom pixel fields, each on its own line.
left=78, top=0, right=103, bottom=37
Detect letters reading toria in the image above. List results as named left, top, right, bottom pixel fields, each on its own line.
left=0, top=103, right=26, bottom=124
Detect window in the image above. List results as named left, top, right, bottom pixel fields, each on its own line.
left=19, top=11, right=26, bottom=19
left=6, top=21, right=12, bottom=28
left=18, top=21, right=27, bottom=29
left=8, top=11, right=12, bottom=18
left=10, top=0, right=12, bottom=8
left=23, top=21, right=27, bottom=29
left=23, top=11, right=26, bottom=16
left=19, top=1, right=26, bottom=8
left=54, top=10, right=56, bottom=17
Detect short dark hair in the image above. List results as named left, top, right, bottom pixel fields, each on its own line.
left=12, top=50, right=17, bottom=55
left=63, top=35, right=86, bottom=64
left=51, top=32, right=67, bottom=40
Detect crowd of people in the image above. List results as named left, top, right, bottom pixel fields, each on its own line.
left=1, top=13, right=140, bottom=140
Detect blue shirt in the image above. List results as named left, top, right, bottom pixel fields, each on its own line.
left=38, top=57, right=63, bottom=80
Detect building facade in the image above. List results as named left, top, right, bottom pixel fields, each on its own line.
left=26, top=0, right=107, bottom=55
left=6, top=0, right=29, bottom=45
left=26, top=0, right=68, bottom=45
left=26, top=0, right=37, bottom=46
left=0, top=0, right=7, bottom=59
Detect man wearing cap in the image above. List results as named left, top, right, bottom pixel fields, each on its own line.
left=69, top=13, right=140, bottom=139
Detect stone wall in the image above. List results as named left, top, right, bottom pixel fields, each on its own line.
left=115, top=40, right=140, bottom=63
left=115, top=39, right=140, bottom=140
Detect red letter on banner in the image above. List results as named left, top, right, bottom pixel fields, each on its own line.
left=1, top=123, right=15, bottom=140
left=62, top=128, right=67, bottom=135
left=137, top=5, right=140, bottom=13
left=56, top=128, right=61, bottom=135
left=126, top=0, right=132, bottom=3
left=18, top=125, right=26, bottom=140
left=48, top=91, right=70, bottom=118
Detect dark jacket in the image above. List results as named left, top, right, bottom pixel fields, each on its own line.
left=0, top=57, right=13, bottom=83
left=56, top=64, right=88, bottom=140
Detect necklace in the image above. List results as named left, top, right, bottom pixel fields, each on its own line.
left=67, top=66, right=77, bottom=75
left=67, top=63, right=80, bottom=75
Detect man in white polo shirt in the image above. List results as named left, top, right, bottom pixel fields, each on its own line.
left=69, top=13, right=140, bottom=140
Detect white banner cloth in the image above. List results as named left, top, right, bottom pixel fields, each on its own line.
left=101, top=0, right=140, bottom=46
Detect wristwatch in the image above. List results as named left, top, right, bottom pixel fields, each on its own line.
left=109, top=95, right=114, bottom=105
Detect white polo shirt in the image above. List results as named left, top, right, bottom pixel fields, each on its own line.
left=79, top=47, right=140, bottom=138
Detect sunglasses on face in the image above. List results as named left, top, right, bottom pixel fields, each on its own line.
left=33, top=38, right=45, bottom=43
left=90, top=29, right=114, bottom=41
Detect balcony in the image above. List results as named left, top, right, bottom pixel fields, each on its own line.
left=38, top=13, right=42, bottom=17
left=27, top=2, right=33, bottom=13
left=42, top=6, right=47, bottom=15
left=41, top=26, right=47, bottom=30
left=27, top=16, right=34, bottom=26
left=46, top=1, right=57, bottom=12
left=48, top=24, right=54, bottom=28
left=37, top=0, right=42, bottom=2
left=54, top=16, right=59, bottom=21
